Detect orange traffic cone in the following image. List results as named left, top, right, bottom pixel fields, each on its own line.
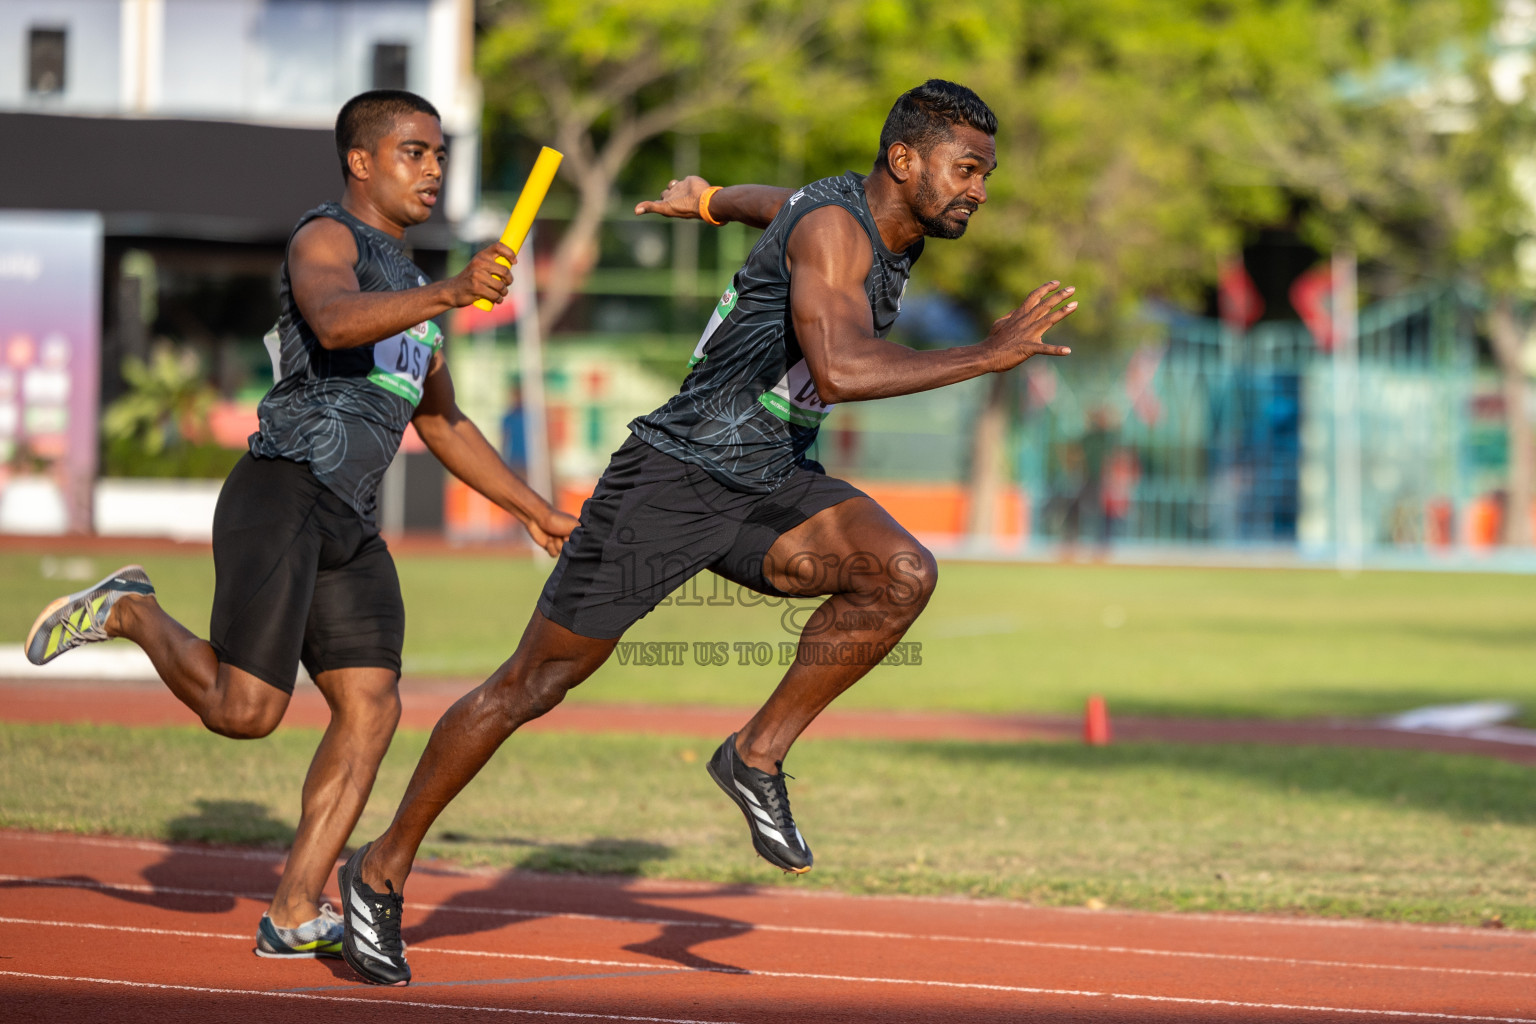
left=1084, top=695, right=1111, bottom=745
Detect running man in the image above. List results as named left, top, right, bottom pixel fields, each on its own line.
left=336, top=79, right=1076, bottom=986
left=24, top=90, right=575, bottom=960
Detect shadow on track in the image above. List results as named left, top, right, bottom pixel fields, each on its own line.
left=0, top=799, right=289, bottom=914
left=401, top=836, right=758, bottom=974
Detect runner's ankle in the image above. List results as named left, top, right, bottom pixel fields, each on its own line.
left=103, top=593, right=151, bottom=638
left=267, top=900, right=321, bottom=930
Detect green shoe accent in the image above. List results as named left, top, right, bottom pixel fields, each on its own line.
left=254, top=905, right=345, bottom=959
left=24, top=565, right=156, bottom=667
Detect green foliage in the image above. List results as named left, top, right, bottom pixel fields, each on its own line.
left=100, top=342, right=231, bottom=477
left=481, top=0, right=1506, bottom=346
left=99, top=437, right=243, bottom=479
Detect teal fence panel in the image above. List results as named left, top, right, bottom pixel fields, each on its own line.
left=1017, top=287, right=1486, bottom=549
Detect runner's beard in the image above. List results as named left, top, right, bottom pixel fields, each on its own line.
left=914, top=170, right=976, bottom=239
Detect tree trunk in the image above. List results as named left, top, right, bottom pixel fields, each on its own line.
left=537, top=171, right=612, bottom=336
left=1487, top=296, right=1532, bottom=547
left=965, top=373, right=1010, bottom=544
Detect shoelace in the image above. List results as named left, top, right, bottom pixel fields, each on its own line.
left=760, top=770, right=798, bottom=829
left=56, top=598, right=107, bottom=645
left=372, top=880, right=405, bottom=956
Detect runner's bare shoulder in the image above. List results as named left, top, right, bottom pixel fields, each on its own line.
left=289, top=215, right=360, bottom=272
left=786, top=205, right=873, bottom=284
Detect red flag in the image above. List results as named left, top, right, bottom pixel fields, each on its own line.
left=1218, top=259, right=1264, bottom=331
left=1289, top=263, right=1334, bottom=351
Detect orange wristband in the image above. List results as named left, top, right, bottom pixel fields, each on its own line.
left=698, top=185, right=725, bottom=226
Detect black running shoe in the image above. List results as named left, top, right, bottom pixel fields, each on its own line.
left=25, top=565, right=155, bottom=666
left=707, top=733, right=813, bottom=874
left=337, top=843, right=410, bottom=985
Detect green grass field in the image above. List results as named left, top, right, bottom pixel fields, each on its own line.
left=7, top=548, right=1534, bottom=927
left=3, top=723, right=1531, bottom=928
left=7, top=549, right=1533, bottom=720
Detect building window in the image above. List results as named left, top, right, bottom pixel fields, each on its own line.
left=28, top=28, right=66, bottom=95
left=372, top=43, right=409, bottom=91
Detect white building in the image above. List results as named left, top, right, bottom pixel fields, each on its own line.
left=0, top=0, right=481, bottom=534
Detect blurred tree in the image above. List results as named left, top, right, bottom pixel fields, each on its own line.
left=1235, top=4, right=1533, bottom=543
left=477, top=0, right=866, bottom=333
left=477, top=0, right=1516, bottom=539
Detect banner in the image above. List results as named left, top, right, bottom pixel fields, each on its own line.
left=0, top=212, right=103, bottom=534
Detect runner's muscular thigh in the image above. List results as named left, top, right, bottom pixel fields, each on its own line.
left=760, top=497, right=930, bottom=598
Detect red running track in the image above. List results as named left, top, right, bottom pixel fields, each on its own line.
left=2, top=830, right=1535, bottom=1023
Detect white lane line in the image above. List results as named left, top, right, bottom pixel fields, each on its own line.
left=0, top=874, right=273, bottom=902
left=412, top=904, right=1536, bottom=981
left=3, top=964, right=1533, bottom=1023
left=9, top=830, right=1536, bottom=945
left=0, top=917, right=692, bottom=973
left=5, top=914, right=1536, bottom=1022
left=6, top=876, right=1533, bottom=982
left=0, top=971, right=735, bottom=1023
left=0, top=831, right=285, bottom=861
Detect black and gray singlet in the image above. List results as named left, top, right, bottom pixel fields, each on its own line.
left=249, top=202, right=443, bottom=525
left=629, top=171, right=922, bottom=493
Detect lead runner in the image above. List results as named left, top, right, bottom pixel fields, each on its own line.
left=337, top=79, right=1078, bottom=986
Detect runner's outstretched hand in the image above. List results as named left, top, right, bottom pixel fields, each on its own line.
left=982, top=282, right=1078, bottom=372
left=525, top=507, right=579, bottom=558
left=445, top=242, right=516, bottom=307
left=635, top=176, right=712, bottom=219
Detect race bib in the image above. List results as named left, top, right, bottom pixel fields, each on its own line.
left=758, top=358, right=834, bottom=427
left=368, top=320, right=443, bottom=405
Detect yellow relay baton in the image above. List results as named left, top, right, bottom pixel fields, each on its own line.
left=473, top=145, right=564, bottom=312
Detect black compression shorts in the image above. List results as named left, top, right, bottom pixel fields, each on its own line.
left=537, top=435, right=866, bottom=639
left=209, top=454, right=405, bottom=692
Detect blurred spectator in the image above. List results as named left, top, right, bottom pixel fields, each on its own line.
left=500, top=382, right=527, bottom=474
left=1059, top=406, right=1136, bottom=556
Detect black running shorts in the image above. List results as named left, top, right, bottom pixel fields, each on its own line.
left=209, top=454, right=405, bottom=692
left=537, top=435, right=866, bottom=639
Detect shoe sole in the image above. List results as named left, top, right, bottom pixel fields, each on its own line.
left=337, top=845, right=409, bottom=986
left=253, top=946, right=343, bottom=959
left=24, top=564, right=151, bottom=666
left=706, top=749, right=812, bottom=875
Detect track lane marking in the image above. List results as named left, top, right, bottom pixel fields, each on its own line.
left=5, top=877, right=1534, bottom=982
left=0, top=832, right=285, bottom=861
left=7, top=832, right=1536, bottom=943
left=282, top=971, right=671, bottom=993
left=0, top=970, right=735, bottom=1022
left=3, top=966, right=1533, bottom=1023
left=4, top=915, right=1535, bottom=1021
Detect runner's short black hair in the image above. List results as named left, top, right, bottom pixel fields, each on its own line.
left=877, top=80, right=997, bottom=171
left=335, top=90, right=441, bottom=180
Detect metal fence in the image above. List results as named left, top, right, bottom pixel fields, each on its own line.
left=1013, top=287, right=1521, bottom=555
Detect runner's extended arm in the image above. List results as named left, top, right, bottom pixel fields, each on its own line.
left=788, top=206, right=1076, bottom=403
left=412, top=355, right=577, bottom=556
left=635, top=176, right=793, bottom=230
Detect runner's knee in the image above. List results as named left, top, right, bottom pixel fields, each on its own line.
left=520, top=665, right=581, bottom=719
left=343, top=686, right=401, bottom=733
left=884, top=545, right=938, bottom=616
left=485, top=661, right=582, bottom=726
left=202, top=702, right=285, bottom=739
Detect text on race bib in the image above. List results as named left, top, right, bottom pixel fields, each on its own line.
left=368, top=320, right=443, bottom=405
left=758, top=358, right=834, bottom=427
